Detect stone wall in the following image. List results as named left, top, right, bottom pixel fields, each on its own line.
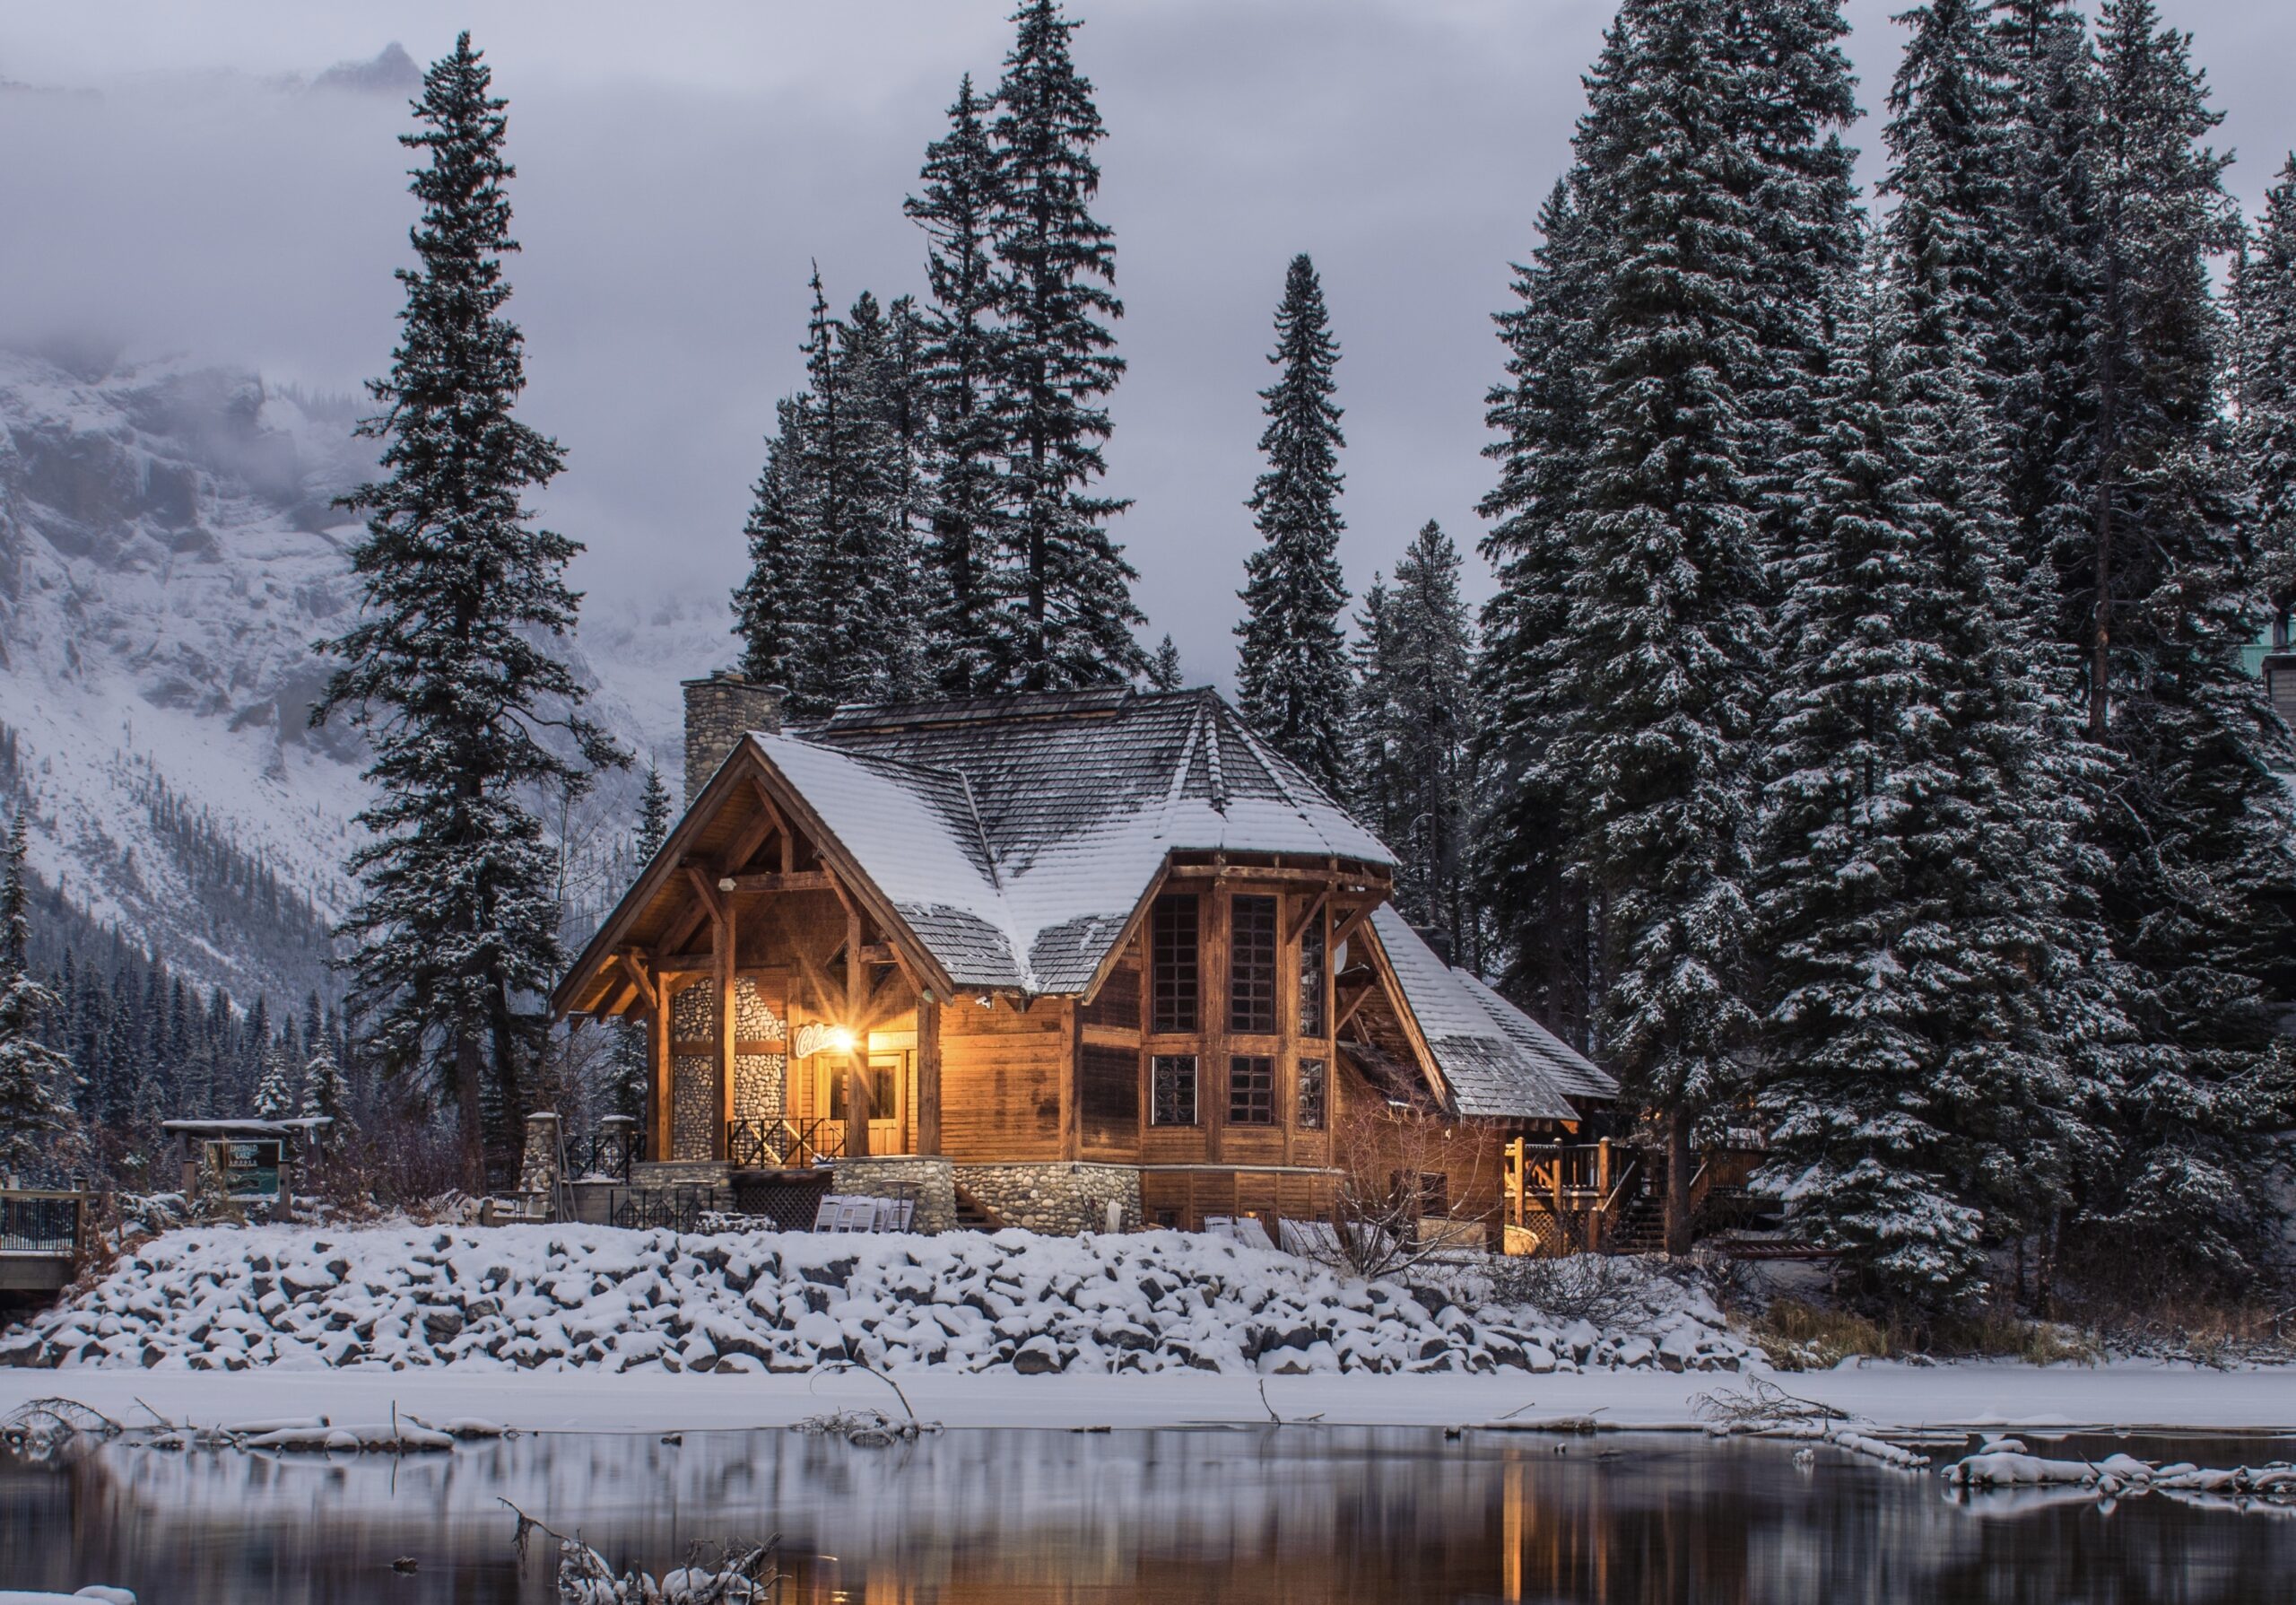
left=732, top=981, right=786, bottom=1125
left=830, top=1156, right=958, bottom=1234
left=955, top=1162, right=1144, bottom=1236
left=517, top=1112, right=561, bottom=1197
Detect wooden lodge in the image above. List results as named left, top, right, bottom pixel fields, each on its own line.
left=552, top=676, right=1618, bottom=1243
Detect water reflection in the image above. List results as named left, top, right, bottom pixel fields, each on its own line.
left=0, top=1426, right=2289, bottom=1603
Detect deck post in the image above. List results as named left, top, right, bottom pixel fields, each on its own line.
left=648, top=963, right=672, bottom=1164
left=917, top=993, right=942, bottom=1156
left=715, top=893, right=735, bottom=1164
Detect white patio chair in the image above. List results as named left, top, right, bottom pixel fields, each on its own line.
left=833, top=1197, right=877, bottom=1234
left=1230, top=1216, right=1275, bottom=1252
left=810, top=1194, right=842, bottom=1232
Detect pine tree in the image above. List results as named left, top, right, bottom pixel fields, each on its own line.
left=908, top=74, right=1009, bottom=695
left=311, top=35, right=624, bottom=1182
left=1145, top=634, right=1183, bottom=693
left=1476, top=177, right=1603, bottom=1047
left=1546, top=0, right=1855, bottom=1250
left=636, top=767, right=673, bottom=856
left=300, top=1042, right=353, bottom=1130
left=1235, top=253, right=1352, bottom=795
left=1356, top=524, right=1482, bottom=969
left=982, top=0, right=1144, bottom=689
left=0, top=812, right=77, bottom=1183
left=2238, top=155, right=2296, bottom=613
left=1754, top=257, right=1993, bottom=1311
left=731, top=394, right=813, bottom=696
left=253, top=1043, right=295, bottom=1121
left=1344, top=574, right=1394, bottom=833
left=2069, top=0, right=2296, bottom=1286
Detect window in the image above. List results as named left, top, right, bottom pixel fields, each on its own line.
left=1151, top=894, right=1199, bottom=1033
left=1228, top=1055, right=1274, bottom=1125
left=831, top=1057, right=898, bottom=1122
left=1082, top=1044, right=1140, bottom=1144
left=1299, top=914, right=1327, bottom=1037
left=1084, top=964, right=1142, bottom=1031
left=1229, top=894, right=1279, bottom=1034
left=1297, top=1058, right=1326, bottom=1130
left=1152, top=1055, right=1198, bottom=1126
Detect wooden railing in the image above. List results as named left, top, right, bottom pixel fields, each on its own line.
left=726, top=1117, right=847, bottom=1170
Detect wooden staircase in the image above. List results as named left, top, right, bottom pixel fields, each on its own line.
left=952, top=1182, right=1005, bottom=1232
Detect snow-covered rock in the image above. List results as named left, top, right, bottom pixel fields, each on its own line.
left=0, top=1224, right=1752, bottom=1379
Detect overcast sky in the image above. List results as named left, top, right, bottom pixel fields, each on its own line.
left=5, top=1, right=2294, bottom=686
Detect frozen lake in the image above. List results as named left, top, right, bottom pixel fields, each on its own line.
left=3, top=1424, right=2292, bottom=1602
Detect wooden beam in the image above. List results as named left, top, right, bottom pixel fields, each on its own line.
left=844, top=904, right=872, bottom=1156
left=723, top=870, right=835, bottom=894
left=1330, top=901, right=1376, bottom=960
left=1062, top=997, right=1081, bottom=1162
left=1285, top=888, right=1330, bottom=947
left=1333, top=982, right=1376, bottom=1034
left=1165, top=864, right=1387, bottom=890
left=916, top=993, right=942, bottom=1156
left=649, top=983, right=672, bottom=1163
left=615, top=949, right=659, bottom=1016
left=683, top=866, right=729, bottom=931
left=716, top=885, right=736, bottom=1162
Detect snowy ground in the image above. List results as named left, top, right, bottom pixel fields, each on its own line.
left=2, top=1356, right=2292, bottom=1437
left=3, top=1222, right=2289, bottom=1439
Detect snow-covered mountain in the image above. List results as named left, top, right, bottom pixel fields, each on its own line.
left=0, top=346, right=734, bottom=1007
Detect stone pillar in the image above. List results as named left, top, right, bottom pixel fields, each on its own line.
left=597, top=1113, right=639, bottom=1175
left=518, top=1112, right=561, bottom=1198
left=681, top=672, right=785, bottom=803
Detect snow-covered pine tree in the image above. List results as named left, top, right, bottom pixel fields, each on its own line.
left=1996, top=2, right=2104, bottom=618
left=1552, top=0, right=1850, bottom=1252
left=636, top=767, right=673, bottom=858
left=791, top=285, right=927, bottom=711
left=2238, top=155, right=2296, bottom=614
left=1753, top=253, right=1993, bottom=1312
left=2069, top=0, right=2296, bottom=1287
left=252, top=1043, right=295, bottom=1121
left=300, top=1042, right=352, bottom=1130
left=731, top=393, right=813, bottom=696
left=1145, top=634, right=1183, bottom=692
left=1235, top=253, right=1352, bottom=794
left=1356, top=524, right=1483, bottom=971
left=0, top=811, right=77, bottom=1183
left=1475, top=177, right=1602, bottom=1048
left=311, top=35, right=624, bottom=1183
left=983, top=0, right=1144, bottom=690
left=1344, top=573, right=1394, bottom=833
left=907, top=74, right=1009, bottom=696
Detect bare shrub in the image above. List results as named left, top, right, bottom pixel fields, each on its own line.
left=1314, top=1084, right=1494, bottom=1281
left=1752, top=1297, right=1892, bottom=1371
left=1484, top=1253, right=1662, bottom=1328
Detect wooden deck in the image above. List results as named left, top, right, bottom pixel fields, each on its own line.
left=0, top=1189, right=95, bottom=1301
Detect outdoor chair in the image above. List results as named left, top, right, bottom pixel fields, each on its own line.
left=810, top=1194, right=843, bottom=1232
left=1229, top=1216, right=1275, bottom=1252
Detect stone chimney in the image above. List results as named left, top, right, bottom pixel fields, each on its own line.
left=682, top=671, right=784, bottom=804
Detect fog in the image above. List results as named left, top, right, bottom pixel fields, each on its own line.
left=4, top=1, right=2292, bottom=685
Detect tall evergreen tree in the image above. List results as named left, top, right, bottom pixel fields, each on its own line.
left=311, top=35, right=623, bottom=1182
left=1476, top=177, right=1603, bottom=1048
left=252, top=1043, right=295, bottom=1121
left=2070, top=0, right=2296, bottom=1284
left=1754, top=258, right=1994, bottom=1310
left=907, top=74, right=1009, bottom=695
left=731, top=393, right=813, bottom=696
left=982, top=0, right=1144, bottom=689
left=1355, top=524, right=1483, bottom=969
left=0, top=812, right=77, bottom=1183
left=1544, top=0, right=1857, bottom=1250
left=2237, top=155, right=2296, bottom=614
left=1235, top=253, right=1352, bottom=794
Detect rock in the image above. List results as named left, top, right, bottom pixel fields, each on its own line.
left=1012, top=1339, right=1065, bottom=1375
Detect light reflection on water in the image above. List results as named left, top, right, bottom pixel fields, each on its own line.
left=0, top=1426, right=2291, bottom=1603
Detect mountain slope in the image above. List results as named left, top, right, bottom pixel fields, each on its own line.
left=0, top=348, right=731, bottom=1007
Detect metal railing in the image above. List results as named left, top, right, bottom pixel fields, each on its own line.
left=726, top=1117, right=845, bottom=1170
left=1, top=1190, right=89, bottom=1256
left=574, top=1129, right=642, bottom=1182
left=606, top=1184, right=725, bottom=1235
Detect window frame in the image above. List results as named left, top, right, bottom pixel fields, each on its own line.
left=1151, top=1053, right=1200, bottom=1128
left=1228, top=1054, right=1275, bottom=1126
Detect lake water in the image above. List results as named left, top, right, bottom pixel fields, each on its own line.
left=2, top=1425, right=2292, bottom=1602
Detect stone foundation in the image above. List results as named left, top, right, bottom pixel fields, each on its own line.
left=954, top=1162, right=1144, bottom=1236
left=830, top=1156, right=958, bottom=1234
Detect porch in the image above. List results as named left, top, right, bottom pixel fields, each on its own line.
left=1501, top=1139, right=1774, bottom=1256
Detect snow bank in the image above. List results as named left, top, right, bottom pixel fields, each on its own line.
left=0, top=1224, right=1751, bottom=1380
left=1944, top=1438, right=2296, bottom=1500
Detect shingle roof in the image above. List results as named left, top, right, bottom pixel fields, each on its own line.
left=1370, top=906, right=1615, bottom=1121
left=752, top=687, right=1392, bottom=995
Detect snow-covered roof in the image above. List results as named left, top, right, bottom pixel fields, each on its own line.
left=1370, top=906, right=1614, bottom=1121
left=752, top=687, right=1394, bottom=995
